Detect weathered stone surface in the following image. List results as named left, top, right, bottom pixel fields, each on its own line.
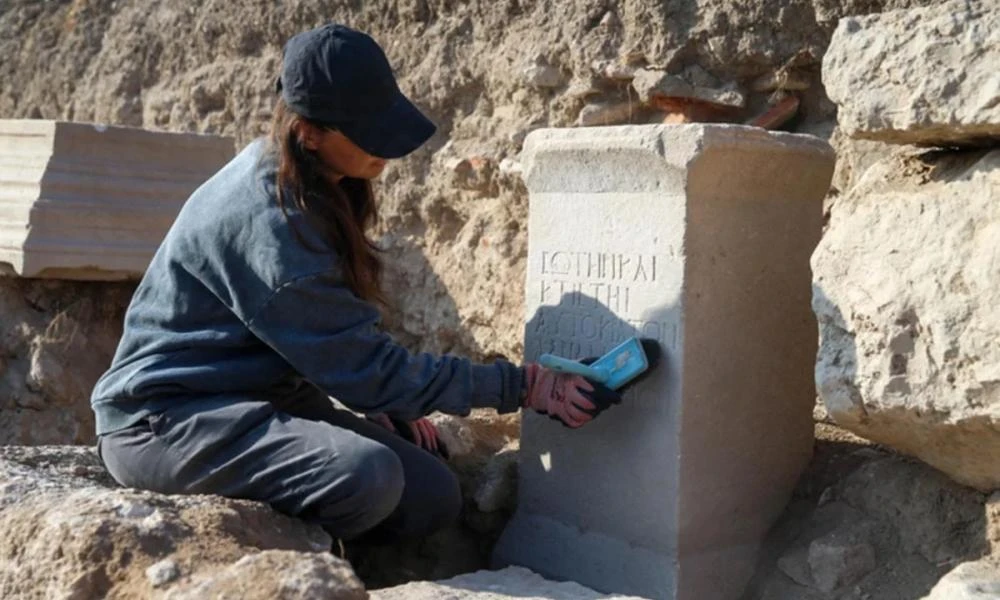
left=494, top=125, right=834, bottom=599
left=371, top=566, right=645, bottom=599
left=813, top=148, right=1000, bottom=490
left=0, top=445, right=364, bottom=599
left=923, top=557, right=1000, bottom=600
left=165, top=550, right=367, bottom=600
left=823, top=1, right=1000, bottom=147
left=0, top=119, right=234, bottom=280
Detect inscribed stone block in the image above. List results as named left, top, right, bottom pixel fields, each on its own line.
left=493, top=124, right=835, bottom=600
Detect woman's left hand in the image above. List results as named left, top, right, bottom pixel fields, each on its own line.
left=406, top=417, right=440, bottom=454
left=367, top=414, right=441, bottom=455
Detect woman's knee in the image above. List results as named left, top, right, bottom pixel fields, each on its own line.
left=355, top=442, right=406, bottom=516
left=396, top=459, right=462, bottom=537
left=319, top=441, right=405, bottom=537
left=97, top=423, right=167, bottom=492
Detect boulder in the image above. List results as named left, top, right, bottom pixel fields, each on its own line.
left=813, top=148, right=1000, bottom=490
left=370, top=566, right=645, bottom=599
left=923, top=557, right=1000, bottom=600
left=0, top=446, right=364, bottom=599
left=823, top=1, right=1000, bottom=147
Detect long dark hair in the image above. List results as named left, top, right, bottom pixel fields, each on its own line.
left=269, top=99, right=386, bottom=305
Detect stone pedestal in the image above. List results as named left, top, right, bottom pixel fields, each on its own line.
left=493, top=125, right=834, bottom=599
left=0, top=120, right=234, bottom=280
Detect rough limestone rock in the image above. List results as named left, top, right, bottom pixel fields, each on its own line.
left=813, top=148, right=1000, bottom=490
left=823, top=1, right=1000, bottom=147
left=0, top=446, right=365, bottom=599
left=923, top=558, right=1000, bottom=600
left=164, top=551, right=367, bottom=600
left=370, top=567, right=645, bottom=600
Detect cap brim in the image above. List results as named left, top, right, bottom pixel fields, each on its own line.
left=339, top=93, right=436, bottom=159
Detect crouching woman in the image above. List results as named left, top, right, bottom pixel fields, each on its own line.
left=91, top=24, right=620, bottom=543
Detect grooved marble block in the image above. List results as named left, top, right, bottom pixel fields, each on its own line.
left=492, top=125, right=835, bottom=600
left=0, top=120, right=234, bottom=280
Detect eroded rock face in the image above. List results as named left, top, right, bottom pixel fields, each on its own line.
left=164, top=551, right=367, bottom=600
left=0, top=446, right=364, bottom=599
left=0, top=0, right=941, bottom=370
left=823, top=1, right=1000, bottom=147
left=813, top=148, right=1000, bottom=490
left=0, top=278, right=135, bottom=445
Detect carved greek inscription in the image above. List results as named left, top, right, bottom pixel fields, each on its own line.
left=530, top=247, right=678, bottom=389
left=528, top=306, right=678, bottom=360
left=541, top=251, right=657, bottom=283
left=540, top=279, right=631, bottom=314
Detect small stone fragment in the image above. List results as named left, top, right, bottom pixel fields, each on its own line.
left=522, top=64, right=564, bottom=89
left=498, top=158, right=522, bottom=176
left=577, top=101, right=636, bottom=126
left=146, top=558, right=181, bottom=588
left=565, top=76, right=603, bottom=99
left=985, top=492, right=1000, bottom=555
left=807, top=533, right=877, bottom=593
left=598, top=11, right=620, bottom=29
left=591, top=59, right=635, bottom=81
left=777, top=547, right=813, bottom=587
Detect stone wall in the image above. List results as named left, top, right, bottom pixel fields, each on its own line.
left=813, top=0, right=1000, bottom=491
left=0, top=0, right=940, bottom=369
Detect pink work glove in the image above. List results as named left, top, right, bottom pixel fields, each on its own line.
left=368, top=414, right=445, bottom=457
left=522, top=363, right=621, bottom=428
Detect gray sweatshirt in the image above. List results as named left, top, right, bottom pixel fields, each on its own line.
left=90, top=139, right=523, bottom=435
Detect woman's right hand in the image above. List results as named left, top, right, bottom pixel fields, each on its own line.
left=521, top=364, right=622, bottom=428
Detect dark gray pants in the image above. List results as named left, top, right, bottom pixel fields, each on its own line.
left=97, top=387, right=462, bottom=540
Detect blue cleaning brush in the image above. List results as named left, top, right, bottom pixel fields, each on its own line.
left=539, top=336, right=655, bottom=391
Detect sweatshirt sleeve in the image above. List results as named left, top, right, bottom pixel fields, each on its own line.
left=245, top=269, right=524, bottom=420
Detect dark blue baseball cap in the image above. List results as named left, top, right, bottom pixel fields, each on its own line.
left=276, top=24, right=436, bottom=159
